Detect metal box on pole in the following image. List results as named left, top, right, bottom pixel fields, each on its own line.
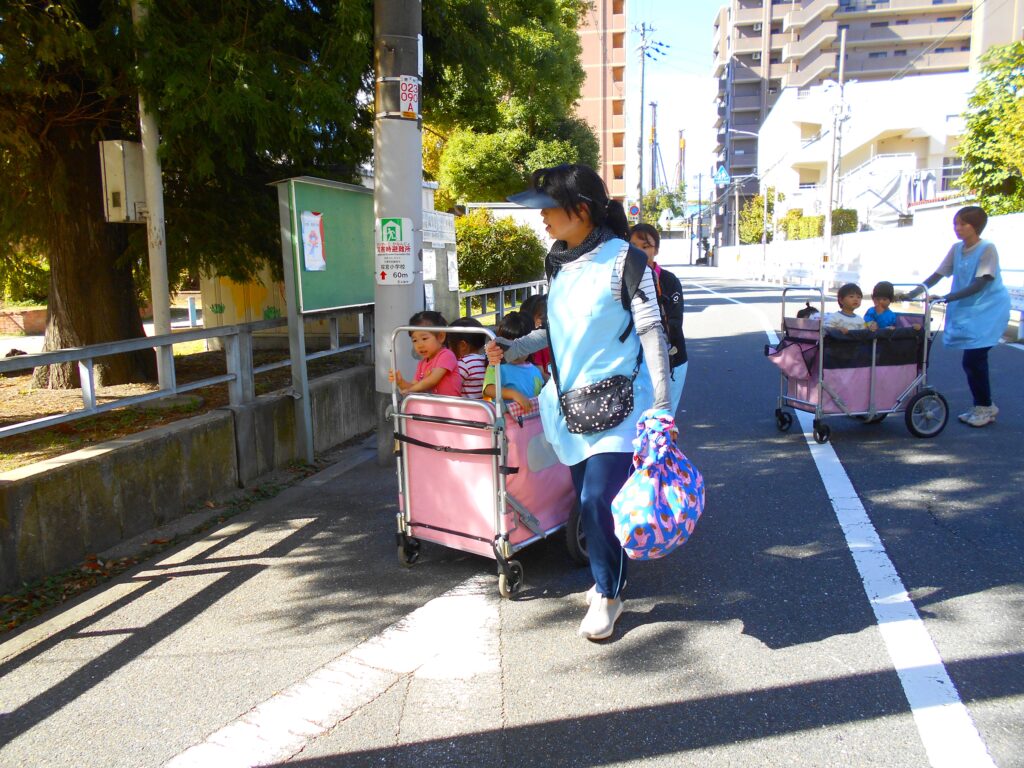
left=98, top=140, right=147, bottom=223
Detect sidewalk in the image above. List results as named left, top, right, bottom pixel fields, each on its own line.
left=0, top=435, right=503, bottom=766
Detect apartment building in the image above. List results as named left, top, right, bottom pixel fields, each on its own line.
left=577, top=0, right=628, bottom=200
left=712, top=0, right=988, bottom=247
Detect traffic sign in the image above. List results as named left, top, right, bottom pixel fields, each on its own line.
left=713, top=167, right=731, bottom=186
left=628, top=204, right=641, bottom=217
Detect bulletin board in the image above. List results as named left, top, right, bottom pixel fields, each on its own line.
left=275, top=176, right=375, bottom=313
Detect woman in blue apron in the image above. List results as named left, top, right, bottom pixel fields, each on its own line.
left=905, top=206, right=1011, bottom=428
left=487, top=164, right=673, bottom=640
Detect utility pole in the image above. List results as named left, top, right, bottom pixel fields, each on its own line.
left=374, top=0, right=423, bottom=465
left=822, top=28, right=847, bottom=288
left=697, top=172, right=703, bottom=259
left=130, top=0, right=172, bottom=389
left=647, top=102, right=655, bottom=193
left=636, top=23, right=648, bottom=212
left=733, top=181, right=740, bottom=249
left=677, top=130, right=685, bottom=191
left=761, top=184, right=769, bottom=281
left=635, top=23, right=668, bottom=219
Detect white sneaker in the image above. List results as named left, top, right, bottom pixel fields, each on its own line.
left=957, top=406, right=979, bottom=423
left=578, top=596, right=624, bottom=641
left=965, top=405, right=998, bottom=428
left=584, top=580, right=627, bottom=606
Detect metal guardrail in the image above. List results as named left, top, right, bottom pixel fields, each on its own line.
left=0, top=306, right=372, bottom=440
left=459, top=280, right=546, bottom=322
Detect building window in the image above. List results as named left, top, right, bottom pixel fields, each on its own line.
left=612, top=32, right=625, bottom=49
left=937, top=16, right=955, bottom=21
left=941, top=156, right=962, bottom=191
left=935, top=46, right=954, bottom=53
left=894, top=18, right=909, bottom=24
left=895, top=49, right=907, bottom=56
left=869, top=51, right=888, bottom=58
left=871, top=21, right=888, bottom=27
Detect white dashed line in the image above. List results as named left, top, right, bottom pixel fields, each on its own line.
left=166, top=575, right=496, bottom=768
left=690, top=281, right=996, bottom=768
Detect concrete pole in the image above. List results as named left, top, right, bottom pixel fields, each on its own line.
left=374, top=0, right=423, bottom=465
left=130, top=0, right=172, bottom=389
left=822, top=29, right=847, bottom=290
left=649, top=101, right=658, bottom=192
left=637, top=24, right=647, bottom=215
left=733, top=182, right=739, bottom=248
left=761, top=184, right=769, bottom=280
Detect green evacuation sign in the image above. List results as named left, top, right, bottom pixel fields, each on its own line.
left=375, top=217, right=414, bottom=285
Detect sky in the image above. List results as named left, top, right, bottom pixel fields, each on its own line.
left=623, top=0, right=724, bottom=204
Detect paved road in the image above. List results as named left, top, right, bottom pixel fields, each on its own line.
left=1, top=273, right=1021, bottom=767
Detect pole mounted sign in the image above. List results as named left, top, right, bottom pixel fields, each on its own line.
left=399, top=75, right=420, bottom=120
left=713, top=166, right=731, bottom=187
left=375, top=217, right=415, bottom=284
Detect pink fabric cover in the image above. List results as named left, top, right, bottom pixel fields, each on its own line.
left=767, top=342, right=813, bottom=380
left=785, top=363, right=919, bottom=414
left=400, top=397, right=574, bottom=559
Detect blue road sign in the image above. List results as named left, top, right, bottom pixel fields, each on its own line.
left=713, top=167, right=731, bottom=186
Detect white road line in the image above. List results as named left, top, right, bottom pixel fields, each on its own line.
left=690, top=281, right=996, bottom=768
left=166, top=575, right=496, bottom=768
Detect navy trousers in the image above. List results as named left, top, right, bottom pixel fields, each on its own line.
left=962, top=347, right=992, bottom=407
left=569, top=451, right=632, bottom=599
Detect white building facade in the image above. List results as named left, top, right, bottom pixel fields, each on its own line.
left=758, top=72, right=976, bottom=233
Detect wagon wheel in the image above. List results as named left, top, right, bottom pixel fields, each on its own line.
left=397, top=535, right=420, bottom=567
left=565, top=503, right=590, bottom=565
left=905, top=390, right=948, bottom=438
left=775, top=408, right=793, bottom=432
left=497, top=560, right=524, bottom=598
left=812, top=420, right=831, bottom=444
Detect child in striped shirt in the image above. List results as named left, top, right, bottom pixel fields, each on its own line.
left=448, top=317, right=488, bottom=399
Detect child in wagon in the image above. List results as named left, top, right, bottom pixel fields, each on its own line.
left=389, top=311, right=462, bottom=397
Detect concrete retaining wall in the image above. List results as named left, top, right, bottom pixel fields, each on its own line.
left=0, top=365, right=376, bottom=591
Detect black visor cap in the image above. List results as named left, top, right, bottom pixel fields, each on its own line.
left=506, top=188, right=560, bottom=208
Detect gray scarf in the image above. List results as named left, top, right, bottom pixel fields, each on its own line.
left=545, top=225, right=616, bottom=280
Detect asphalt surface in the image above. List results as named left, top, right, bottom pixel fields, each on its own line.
left=1, top=270, right=1021, bottom=767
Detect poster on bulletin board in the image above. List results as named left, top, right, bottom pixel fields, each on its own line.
left=274, top=176, right=375, bottom=313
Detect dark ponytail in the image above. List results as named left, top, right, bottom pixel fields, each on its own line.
left=605, top=199, right=628, bottom=241
left=531, top=164, right=626, bottom=239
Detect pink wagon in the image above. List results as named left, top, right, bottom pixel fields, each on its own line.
left=389, top=326, right=587, bottom=597
left=765, top=286, right=949, bottom=444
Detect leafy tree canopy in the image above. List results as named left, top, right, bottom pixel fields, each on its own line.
left=738, top=188, right=780, bottom=245
left=957, top=41, right=1024, bottom=214
left=640, top=186, right=686, bottom=228
left=0, top=0, right=588, bottom=384
left=431, top=0, right=599, bottom=205
left=454, top=208, right=545, bottom=289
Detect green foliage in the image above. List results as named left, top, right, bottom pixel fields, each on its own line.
left=454, top=209, right=545, bottom=289
left=737, top=188, right=780, bottom=245
left=832, top=208, right=858, bottom=235
left=777, top=208, right=804, bottom=240
left=432, top=0, right=598, bottom=204
left=2, top=0, right=582, bottom=331
left=957, top=42, right=1024, bottom=214
left=0, top=245, right=48, bottom=304
left=798, top=215, right=825, bottom=240
left=640, top=186, right=686, bottom=227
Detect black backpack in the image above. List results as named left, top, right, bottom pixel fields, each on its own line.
left=619, top=246, right=688, bottom=368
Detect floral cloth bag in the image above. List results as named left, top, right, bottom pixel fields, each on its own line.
left=611, top=409, right=705, bottom=560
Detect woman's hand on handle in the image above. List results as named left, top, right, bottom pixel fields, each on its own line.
left=485, top=340, right=505, bottom=366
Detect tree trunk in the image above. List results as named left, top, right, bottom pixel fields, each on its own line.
left=32, top=126, right=156, bottom=389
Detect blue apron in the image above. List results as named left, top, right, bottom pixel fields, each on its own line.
left=943, top=240, right=1011, bottom=350
left=540, top=239, right=655, bottom=466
